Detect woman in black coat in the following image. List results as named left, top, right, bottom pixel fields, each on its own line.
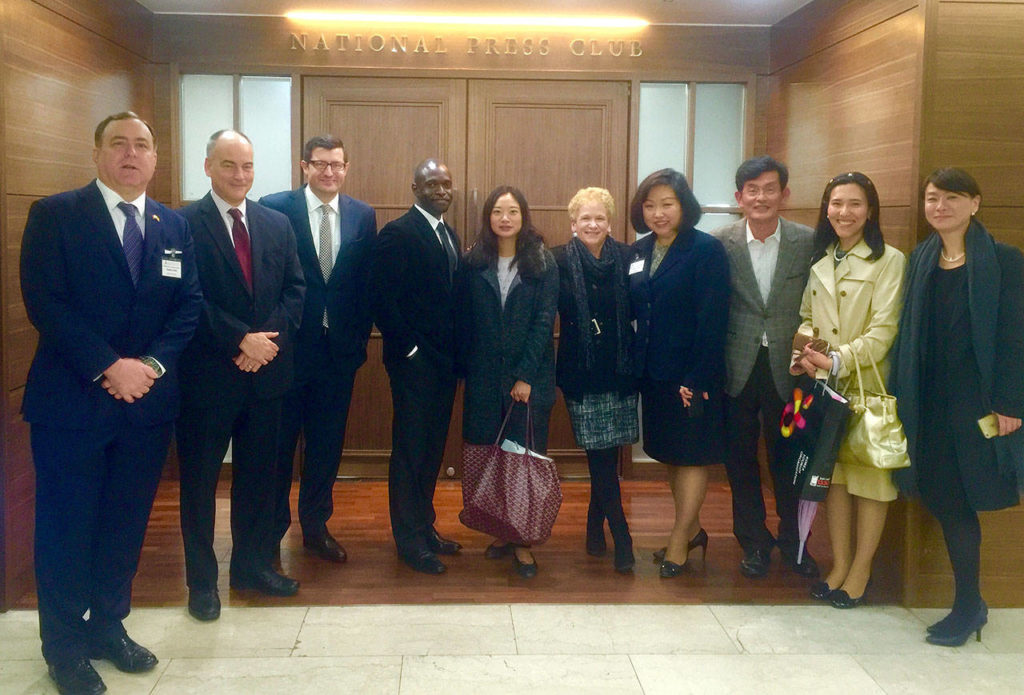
left=460, top=185, right=558, bottom=578
left=553, top=187, right=637, bottom=573
left=891, top=168, right=1024, bottom=646
left=628, top=169, right=730, bottom=578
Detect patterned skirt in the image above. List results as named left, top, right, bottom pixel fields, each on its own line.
left=565, top=391, right=639, bottom=450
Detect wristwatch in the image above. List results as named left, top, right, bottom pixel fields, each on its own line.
left=140, top=355, right=165, bottom=378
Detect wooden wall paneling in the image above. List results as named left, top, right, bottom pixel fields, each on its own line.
left=766, top=9, right=922, bottom=239
left=771, top=0, right=920, bottom=72
left=924, top=1, right=1024, bottom=208
left=149, top=62, right=173, bottom=206
left=1, top=0, right=155, bottom=609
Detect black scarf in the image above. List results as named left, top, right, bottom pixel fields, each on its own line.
left=565, top=236, right=631, bottom=374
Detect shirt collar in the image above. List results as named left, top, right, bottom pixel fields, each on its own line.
left=210, top=190, right=246, bottom=219
left=414, top=204, right=444, bottom=230
left=745, top=219, right=781, bottom=246
left=95, top=178, right=146, bottom=215
left=304, top=186, right=338, bottom=215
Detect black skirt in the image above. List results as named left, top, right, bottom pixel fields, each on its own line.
left=640, top=377, right=724, bottom=466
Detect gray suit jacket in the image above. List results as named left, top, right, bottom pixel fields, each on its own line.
left=710, top=217, right=814, bottom=401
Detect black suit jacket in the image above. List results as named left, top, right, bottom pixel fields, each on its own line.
left=20, top=181, right=203, bottom=428
left=258, top=187, right=376, bottom=381
left=178, top=193, right=305, bottom=404
left=630, top=228, right=731, bottom=392
left=370, top=206, right=459, bottom=368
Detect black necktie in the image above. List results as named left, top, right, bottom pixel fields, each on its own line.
left=438, top=221, right=457, bottom=277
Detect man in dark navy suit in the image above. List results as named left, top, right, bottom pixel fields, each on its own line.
left=370, top=158, right=463, bottom=574
left=20, top=111, right=202, bottom=695
left=259, top=135, right=377, bottom=564
left=177, top=130, right=305, bottom=621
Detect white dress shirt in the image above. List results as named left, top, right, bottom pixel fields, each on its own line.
left=95, top=178, right=147, bottom=242
left=747, top=219, right=781, bottom=347
left=210, top=190, right=248, bottom=244
left=305, top=186, right=340, bottom=264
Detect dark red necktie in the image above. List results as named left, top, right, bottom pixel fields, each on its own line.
left=228, top=207, right=252, bottom=292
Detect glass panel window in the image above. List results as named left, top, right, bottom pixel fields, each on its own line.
left=637, top=83, right=687, bottom=184
left=180, top=74, right=233, bottom=202
left=239, top=76, right=292, bottom=200
left=693, top=83, right=745, bottom=207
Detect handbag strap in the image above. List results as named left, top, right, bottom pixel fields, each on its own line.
left=849, top=346, right=891, bottom=399
left=492, top=400, right=535, bottom=451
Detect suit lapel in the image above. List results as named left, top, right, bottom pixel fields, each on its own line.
left=763, top=221, right=797, bottom=308
left=142, top=199, right=169, bottom=280
left=651, top=228, right=692, bottom=281
left=82, top=182, right=135, bottom=287
left=201, top=194, right=251, bottom=295
left=291, top=188, right=325, bottom=288
left=725, top=222, right=764, bottom=309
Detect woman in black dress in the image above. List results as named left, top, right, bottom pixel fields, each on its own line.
left=460, top=185, right=559, bottom=579
left=553, top=187, right=637, bottom=573
left=891, top=168, right=1024, bottom=646
left=628, top=169, right=730, bottom=578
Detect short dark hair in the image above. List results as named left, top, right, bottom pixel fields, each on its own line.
left=302, top=135, right=347, bottom=163
left=735, top=156, right=789, bottom=191
left=923, top=167, right=981, bottom=199
left=94, top=111, right=156, bottom=148
left=813, top=171, right=885, bottom=262
left=629, top=168, right=702, bottom=235
left=466, top=185, right=546, bottom=277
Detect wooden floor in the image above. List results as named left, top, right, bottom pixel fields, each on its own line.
left=17, top=470, right=862, bottom=609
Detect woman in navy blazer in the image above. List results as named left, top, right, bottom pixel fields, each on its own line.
left=629, top=168, right=730, bottom=578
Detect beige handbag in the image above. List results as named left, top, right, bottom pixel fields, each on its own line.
left=838, top=348, right=910, bottom=470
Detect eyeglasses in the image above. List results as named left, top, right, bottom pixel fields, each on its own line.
left=307, top=160, right=347, bottom=173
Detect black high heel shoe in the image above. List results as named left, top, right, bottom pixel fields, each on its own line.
left=512, top=549, right=538, bottom=579
left=926, top=603, right=988, bottom=647
left=653, top=528, right=708, bottom=563
left=829, top=577, right=872, bottom=609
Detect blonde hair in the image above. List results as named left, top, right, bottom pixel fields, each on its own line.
left=568, top=187, right=615, bottom=221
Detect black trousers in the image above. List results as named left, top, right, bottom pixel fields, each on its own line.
left=32, top=421, right=170, bottom=665
left=177, top=393, right=282, bottom=590
left=723, top=347, right=799, bottom=555
left=384, top=352, right=456, bottom=556
left=273, top=333, right=357, bottom=544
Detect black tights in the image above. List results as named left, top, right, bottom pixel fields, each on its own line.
left=586, top=447, right=630, bottom=543
left=927, top=501, right=982, bottom=617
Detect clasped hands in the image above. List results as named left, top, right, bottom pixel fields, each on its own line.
left=234, top=331, right=280, bottom=372
left=102, top=358, right=157, bottom=403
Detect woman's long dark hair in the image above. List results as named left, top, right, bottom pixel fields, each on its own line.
left=629, top=168, right=702, bottom=235
left=465, top=185, right=546, bottom=276
left=812, top=171, right=885, bottom=262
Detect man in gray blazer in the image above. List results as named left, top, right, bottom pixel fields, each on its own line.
left=710, top=156, right=818, bottom=579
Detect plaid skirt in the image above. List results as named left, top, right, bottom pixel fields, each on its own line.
left=565, top=391, right=639, bottom=450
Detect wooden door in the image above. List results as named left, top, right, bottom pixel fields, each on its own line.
left=303, top=77, right=467, bottom=478
left=303, top=76, right=630, bottom=478
left=466, top=79, right=631, bottom=476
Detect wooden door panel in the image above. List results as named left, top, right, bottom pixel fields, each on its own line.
left=467, top=79, right=631, bottom=474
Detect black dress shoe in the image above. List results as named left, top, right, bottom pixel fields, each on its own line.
left=513, top=551, right=538, bottom=578
left=739, top=547, right=771, bottom=578
left=484, top=541, right=514, bottom=559
left=230, top=567, right=300, bottom=596
left=780, top=549, right=820, bottom=578
left=426, top=528, right=463, bottom=556
left=830, top=588, right=867, bottom=609
left=188, top=588, right=221, bottom=621
left=48, top=656, right=106, bottom=695
left=303, top=532, right=348, bottom=563
left=809, top=581, right=834, bottom=602
left=402, top=549, right=446, bottom=574
left=89, top=634, right=158, bottom=673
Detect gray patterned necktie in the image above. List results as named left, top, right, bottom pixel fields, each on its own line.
left=117, top=202, right=143, bottom=286
left=319, top=204, right=333, bottom=327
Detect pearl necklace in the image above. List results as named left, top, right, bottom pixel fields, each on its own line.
left=833, top=244, right=849, bottom=262
left=941, top=249, right=965, bottom=263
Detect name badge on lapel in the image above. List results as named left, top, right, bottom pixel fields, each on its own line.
left=629, top=259, right=645, bottom=275
left=161, top=249, right=182, bottom=279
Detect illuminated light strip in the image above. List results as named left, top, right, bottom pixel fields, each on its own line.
left=285, top=11, right=649, bottom=29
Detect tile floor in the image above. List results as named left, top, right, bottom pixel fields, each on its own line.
left=2, top=604, right=1023, bottom=693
